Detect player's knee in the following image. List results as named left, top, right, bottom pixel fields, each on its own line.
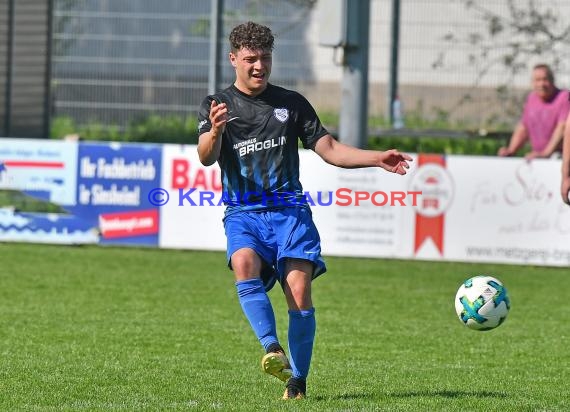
left=231, top=248, right=262, bottom=280
left=284, top=277, right=312, bottom=310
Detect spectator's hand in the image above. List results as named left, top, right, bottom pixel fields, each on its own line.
left=498, top=147, right=513, bottom=157
left=377, top=149, right=412, bottom=175
left=524, top=151, right=547, bottom=160
left=562, top=176, right=570, bottom=205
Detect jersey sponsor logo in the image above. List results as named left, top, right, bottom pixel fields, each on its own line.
left=238, top=136, right=287, bottom=157
left=233, top=138, right=257, bottom=150
left=273, top=108, right=289, bottom=123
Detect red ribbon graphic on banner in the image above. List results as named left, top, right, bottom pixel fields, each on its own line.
left=413, top=154, right=448, bottom=255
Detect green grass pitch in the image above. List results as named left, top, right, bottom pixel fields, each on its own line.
left=0, top=242, right=568, bottom=411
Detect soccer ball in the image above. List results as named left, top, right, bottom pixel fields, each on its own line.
left=454, top=275, right=510, bottom=331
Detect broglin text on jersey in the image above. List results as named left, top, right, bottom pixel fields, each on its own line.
left=237, top=136, right=287, bottom=157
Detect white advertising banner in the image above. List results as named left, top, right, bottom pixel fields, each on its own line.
left=0, top=138, right=78, bottom=205
left=156, top=146, right=570, bottom=267
left=159, top=144, right=226, bottom=251
left=299, top=150, right=417, bottom=258
left=443, top=156, right=570, bottom=266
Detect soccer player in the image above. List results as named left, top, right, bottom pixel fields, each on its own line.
left=197, top=21, right=411, bottom=400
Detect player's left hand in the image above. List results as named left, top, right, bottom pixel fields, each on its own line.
left=378, top=149, right=413, bottom=175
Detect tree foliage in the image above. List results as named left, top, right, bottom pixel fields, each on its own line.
left=444, top=0, right=570, bottom=78
left=435, top=0, right=570, bottom=125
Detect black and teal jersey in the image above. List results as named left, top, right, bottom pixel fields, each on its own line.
left=198, top=83, right=328, bottom=214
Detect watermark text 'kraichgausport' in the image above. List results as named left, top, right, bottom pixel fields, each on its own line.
left=147, top=188, right=422, bottom=207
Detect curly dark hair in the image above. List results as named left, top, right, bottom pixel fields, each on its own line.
left=229, top=21, right=274, bottom=53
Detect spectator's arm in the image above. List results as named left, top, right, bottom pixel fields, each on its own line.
left=527, top=121, right=565, bottom=159
left=561, top=114, right=570, bottom=204
left=498, top=122, right=528, bottom=156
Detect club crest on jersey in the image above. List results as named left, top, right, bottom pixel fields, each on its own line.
left=273, top=108, right=289, bottom=123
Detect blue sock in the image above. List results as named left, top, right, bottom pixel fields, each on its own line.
left=288, top=307, right=316, bottom=379
left=235, top=278, right=278, bottom=351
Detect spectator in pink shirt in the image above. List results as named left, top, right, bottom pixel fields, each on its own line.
left=498, top=64, right=570, bottom=159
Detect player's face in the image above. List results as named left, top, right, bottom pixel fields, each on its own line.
left=532, top=68, right=555, bottom=100
left=230, top=47, right=272, bottom=96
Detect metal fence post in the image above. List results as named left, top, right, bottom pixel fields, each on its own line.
left=338, top=0, right=370, bottom=149
left=44, top=0, right=54, bottom=138
left=208, top=0, right=224, bottom=95
left=388, top=0, right=401, bottom=128
left=4, top=0, right=15, bottom=136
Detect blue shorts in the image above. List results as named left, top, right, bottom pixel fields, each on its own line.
left=223, top=206, right=326, bottom=291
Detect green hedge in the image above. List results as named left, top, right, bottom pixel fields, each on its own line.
left=51, top=115, right=199, bottom=145
left=367, top=135, right=509, bottom=156
left=51, top=114, right=516, bottom=155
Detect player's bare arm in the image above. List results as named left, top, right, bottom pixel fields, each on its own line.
left=197, top=100, right=228, bottom=166
left=561, top=114, right=570, bottom=204
left=314, top=134, right=412, bottom=175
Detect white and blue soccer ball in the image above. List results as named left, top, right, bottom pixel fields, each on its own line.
left=454, top=275, right=510, bottom=331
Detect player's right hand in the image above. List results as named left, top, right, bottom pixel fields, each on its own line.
left=209, top=100, right=228, bottom=135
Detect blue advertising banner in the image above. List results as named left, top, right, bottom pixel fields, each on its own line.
left=69, top=142, right=162, bottom=246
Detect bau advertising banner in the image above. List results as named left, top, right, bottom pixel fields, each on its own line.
left=158, top=144, right=225, bottom=250
left=157, top=146, right=419, bottom=256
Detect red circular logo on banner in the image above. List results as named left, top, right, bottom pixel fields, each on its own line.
left=409, top=163, right=454, bottom=217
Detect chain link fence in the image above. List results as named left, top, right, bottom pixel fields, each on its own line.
left=0, top=0, right=8, bottom=135
left=50, top=0, right=570, bottom=139
left=384, top=0, right=570, bottom=132
left=51, top=0, right=316, bottom=137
